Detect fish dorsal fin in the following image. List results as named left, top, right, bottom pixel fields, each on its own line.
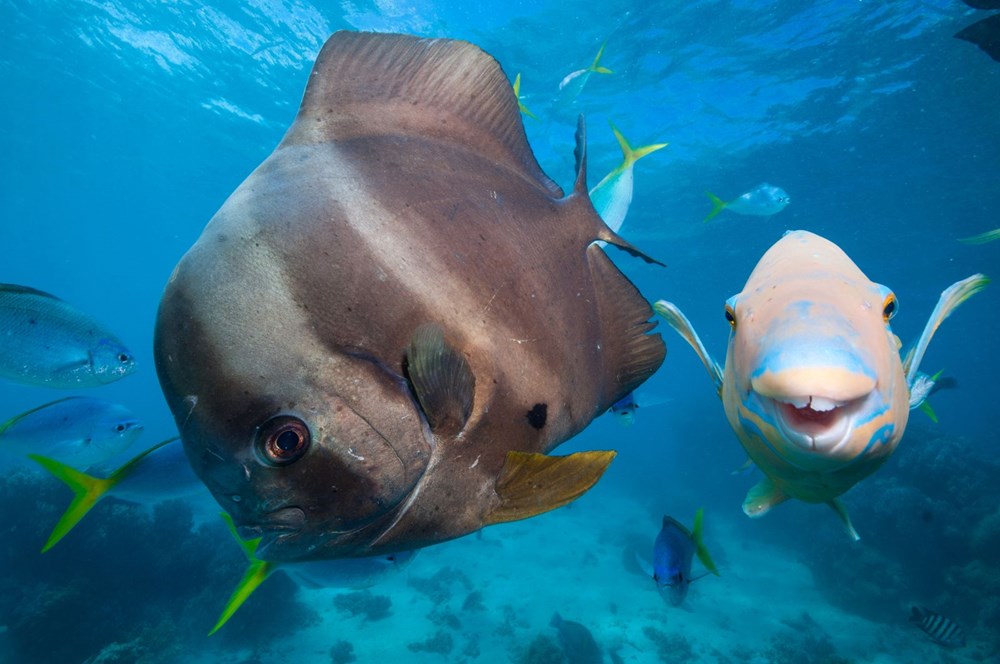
left=485, top=450, right=616, bottom=525
left=406, top=324, right=475, bottom=437
left=283, top=31, right=563, bottom=198
left=586, top=245, right=665, bottom=411
left=742, top=477, right=787, bottom=518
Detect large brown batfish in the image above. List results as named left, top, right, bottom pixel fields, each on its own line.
left=154, top=31, right=665, bottom=562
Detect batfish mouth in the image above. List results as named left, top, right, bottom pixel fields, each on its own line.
left=767, top=393, right=871, bottom=454
left=236, top=506, right=306, bottom=542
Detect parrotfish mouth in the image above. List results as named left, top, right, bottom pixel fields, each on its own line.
left=766, top=392, right=873, bottom=455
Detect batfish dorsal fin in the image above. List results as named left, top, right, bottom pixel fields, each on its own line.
left=405, top=323, right=475, bottom=437
left=283, top=31, right=563, bottom=198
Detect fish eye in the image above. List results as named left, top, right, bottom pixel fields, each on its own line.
left=724, top=304, right=737, bottom=329
left=882, top=294, right=898, bottom=322
left=115, top=424, right=126, bottom=432
left=257, top=415, right=311, bottom=466
left=118, top=353, right=131, bottom=363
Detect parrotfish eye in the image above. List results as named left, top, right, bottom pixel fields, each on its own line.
left=882, top=294, right=898, bottom=322
left=257, top=415, right=311, bottom=466
left=724, top=304, right=737, bottom=329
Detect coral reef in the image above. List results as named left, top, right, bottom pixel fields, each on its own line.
left=406, top=629, right=453, bottom=655
left=515, top=635, right=566, bottom=664
left=642, top=625, right=695, bottom=662
left=328, top=639, right=356, bottom=664
left=332, top=590, right=392, bottom=621
left=408, top=565, right=474, bottom=605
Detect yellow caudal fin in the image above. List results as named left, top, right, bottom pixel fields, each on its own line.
left=690, top=508, right=720, bottom=576
left=512, top=73, right=538, bottom=120
left=589, top=41, right=613, bottom=74
left=702, top=191, right=727, bottom=222
left=209, top=512, right=279, bottom=635
left=609, top=122, right=668, bottom=170
left=903, top=274, right=989, bottom=385
left=28, top=455, right=117, bottom=552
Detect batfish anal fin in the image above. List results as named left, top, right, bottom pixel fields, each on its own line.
left=653, top=299, right=724, bottom=395
left=485, top=450, right=616, bottom=525
left=406, top=323, right=475, bottom=437
left=284, top=31, right=563, bottom=198
left=742, top=477, right=787, bottom=518
left=587, top=245, right=666, bottom=412
left=827, top=498, right=861, bottom=542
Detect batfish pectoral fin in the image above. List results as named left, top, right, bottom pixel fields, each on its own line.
left=406, top=323, right=475, bottom=437
left=484, top=450, right=616, bottom=525
left=742, top=477, right=787, bottom=518
left=653, top=299, right=724, bottom=395
left=827, top=498, right=861, bottom=542
left=587, top=245, right=666, bottom=411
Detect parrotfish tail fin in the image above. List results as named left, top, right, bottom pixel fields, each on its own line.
left=484, top=450, right=616, bottom=525
left=589, top=41, right=613, bottom=74
left=0, top=396, right=76, bottom=437
left=958, top=228, right=1000, bottom=245
left=609, top=122, right=668, bottom=170
left=27, top=454, right=117, bottom=553
left=575, top=116, right=665, bottom=267
left=903, top=273, right=989, bottom=386
left=209, top=512, right=278, bottom=635
left=827, top=498, right=860, bottom=541
left=512, top=73, right=538, bottom=120
left=742, top=477, right=787, bottom=518
left=702, top=191, right=727, bottom=222
left=690, top=508, right=720, bottom=576
left=652, top=300, right=724, bottom=395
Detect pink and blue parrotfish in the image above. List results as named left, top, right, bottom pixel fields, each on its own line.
left=654, top=230, right=988, bottom=539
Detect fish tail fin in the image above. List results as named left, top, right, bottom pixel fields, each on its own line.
left=512, top=73, right=538, bottom=120
left=589, top=41, right=613, bottom=74
left=690, top=508, right=720, bottom=576
left=28, top=454, right=117, bottom=552
left=609, top=122, right=668, bottom=169
left=903, top=273, right=989, bottom=384
left=703, top=191, right=727, bottom=222
left=209, top=512, right=277, bottom=635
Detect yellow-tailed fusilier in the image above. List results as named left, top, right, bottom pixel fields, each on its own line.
left=654, top=230, right=988, bottom=539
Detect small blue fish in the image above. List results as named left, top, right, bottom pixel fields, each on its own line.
left=590, top=123, right=668, bottom=235
left=0, top=284, right=136, bottom=388
left=610, top=392, right=638, bottom=426
left=653, top=508, right=719, bottom=606
left=0, top=397, right=142, bottom=469
left=703, top=183, right=790, bottom=222
left=29, top=436, right=203, bottom=552
left=910, top=606, right=966, bottom=648
left=210, top=512, right=415, bottom=634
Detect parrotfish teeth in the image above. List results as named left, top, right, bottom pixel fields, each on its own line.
left=808, top=397, right=843, bottom=412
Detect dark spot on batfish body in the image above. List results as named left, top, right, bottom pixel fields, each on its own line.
left=526, top=403, right=548, bottom=429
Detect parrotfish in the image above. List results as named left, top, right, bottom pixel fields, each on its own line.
left=654, top=230, right=988, bottom=538
left=30, top=436, right=204, bottom=552
left=590, top=123, right=668, bottom=235
left=652, top=508, right=719, bottom=606
left=0, top=397, right=142, bottom=469
left=0, top=284, right=136, bottom=388
left=558, top=41, right=613, bottom=97
left=210, top=512, right=415, bottom=635
left=512, top=73, right=537, bottom=120
left=153, top=31, right=665, bottom=563
left=703, top=183, right=790, bottom=222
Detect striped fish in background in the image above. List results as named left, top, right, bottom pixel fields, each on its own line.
left=910, top=606, right=967, bottom=648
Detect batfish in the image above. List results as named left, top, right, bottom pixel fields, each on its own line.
left=154, top=31, right=665, bottom=562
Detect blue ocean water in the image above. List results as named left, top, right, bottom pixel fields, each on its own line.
left=2, top=1, right=998, bottom=662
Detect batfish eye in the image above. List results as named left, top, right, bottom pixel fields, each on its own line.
left=882, top=294, right=897, bottom=322
left=724, top=305, right=737, bottom=329
left=257, top=415, right=311, bottom=466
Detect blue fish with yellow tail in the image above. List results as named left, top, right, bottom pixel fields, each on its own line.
left=590, top=123, right=668, bottom=235
left=653, top=230, right=988, bottom=539
left=653, top=508, right=719, bottom=606
left=703, top=183, right=789, bottom=222
left=558, top=41, right=613, bottom=97
left=28, top=436, right=202, bottom=551
left=209, top=512, right=415, bottom=634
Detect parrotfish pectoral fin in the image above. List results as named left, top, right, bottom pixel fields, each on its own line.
left=702, top=191, right=727, bottom=222
left=827, top=498, right=860, bottom=541
left=209, top=512, right=278, bottom=635
left=742, top=477, right=787, bottom=518
left=406, top=324, right=475, bottom=436
left=28, top=454, right=116, bottom=552
left=652, top=300, right=724, bottom=394
left=958, top=228, right=1000, bottom=245
left=485, top=450, right=616, bottom=524
left=690, top=508, right=720, bottom=576
left=903, top=274, right=989, bottom=386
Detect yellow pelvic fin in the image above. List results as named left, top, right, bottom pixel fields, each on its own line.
left=827, top=498, right=860, bottom=542
left=609, top=122, right=668, bottom=170
left=690, top=508, right=720, bottom=576
left=742, top=477, right=787, bottom=518
left=209, top=512, right=279, bottom=635
left=485, top=450, right=617, bottom=525
left=702, top=191, right=727, bottom=222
